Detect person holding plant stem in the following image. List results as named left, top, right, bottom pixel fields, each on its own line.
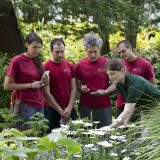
left=43, top=38, right=77, bottom=133
left=4, top=32, right=49, bottom=130
left=102, top=58, right=160, bottom=129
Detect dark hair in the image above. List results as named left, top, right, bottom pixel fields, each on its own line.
left=117, top=40, right=132, bottom=49
left=105, top=58, right=124, bottom=71
left=50, top=38, right=65, bottom=51
left=24, top=32, right=44, bottom=76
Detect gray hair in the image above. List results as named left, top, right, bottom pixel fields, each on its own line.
left=84, top=32, right=103, bottom=49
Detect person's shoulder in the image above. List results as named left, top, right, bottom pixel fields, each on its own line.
left=65, top=60, right=75, bottom=67
left=43, top=59, right=52, bottom=65
left=10, top=53, right=24, bottom=62
left=76, top=57, right=88, bottom=65
left=137, top=57, right=151, bottom=65
left=43, top=59, right=52, bottom=68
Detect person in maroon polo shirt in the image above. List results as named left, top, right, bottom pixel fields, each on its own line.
left=115, top=40, right=157, bottom=121
left=4, top=32, right=48, bottom=129
left=76, top=32, right=112, bottom=128
left=43, top=38, right=77, bottom=132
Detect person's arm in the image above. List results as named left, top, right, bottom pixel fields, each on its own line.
left=43, top=85, right=64, bottom=116
left=77, top=79, right=90, bottom=93
left=63, top=78, right=77, bottom=119
left=109, top=103, right=136, bottom=128
left=91, top=83, right=117, bottom=96
left=149, top=77, right=157, bottom=87
left=4, top=76, right=43, bottom=90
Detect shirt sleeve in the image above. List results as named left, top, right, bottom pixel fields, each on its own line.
left=126, top=84, right=145, bottom=103
left=75, top=63, right=82, bottom=80
left=144, top=61, right=155, bottom=80
left=69, top=63, right=76, bottom=78
left=6, top=57, right=19, bottom=79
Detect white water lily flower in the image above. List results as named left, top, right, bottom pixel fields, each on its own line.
left=84, top=122, right=93, bottom=127
left=88, top=130, right=105, bottom=136
left=97, top=141, right=113, bottom=148
left=84, top=143, right=94, bottom=148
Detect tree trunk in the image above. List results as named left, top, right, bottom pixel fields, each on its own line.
left=124, top=0, right=145, bottom=48
left=0, top=0, right=24, bottom=55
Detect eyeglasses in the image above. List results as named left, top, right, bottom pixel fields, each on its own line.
left=53, top=50, right=64, bottom=54
left=118, top=49, right=126, bottom=54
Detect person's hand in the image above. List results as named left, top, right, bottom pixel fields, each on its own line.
left=63, top=107, right=72, bottom=122
left=99, top=125, right=112, bottom=131
left=81, top=85, right=90, bottom=93
left=41, top=71, right=50, bottom=87
left=31, top=81, right=45, bottom=89
left=90, top=89, right=107, bottom=96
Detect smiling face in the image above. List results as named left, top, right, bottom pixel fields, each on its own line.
left=86, top=46, right=100, bottom=62
left=117, top=43, right=132, bottom=60
left=25, top=41, right=42, bottom=58
left=52, top=43, right=65, bottom=63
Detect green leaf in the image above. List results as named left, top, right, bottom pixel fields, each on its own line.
left=9, top=128, right=26, bottom=137
left=38, top=137, right=56, bottom=150
left=57, top=138, right=81, bottom=155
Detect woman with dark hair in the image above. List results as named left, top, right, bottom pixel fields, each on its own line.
left=4, top=32, right=48, bottom=129
left=103, top=58, right=160, bottom=129
left=43, top=38, right=77, bottom=132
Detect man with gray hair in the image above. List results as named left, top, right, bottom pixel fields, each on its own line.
left=76, top=32, right=112, bottom=128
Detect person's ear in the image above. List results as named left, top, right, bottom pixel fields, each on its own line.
left=25, top=43, right=28, bottom=49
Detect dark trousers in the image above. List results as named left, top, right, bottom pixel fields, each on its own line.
left=80, top=104, right=112, bottom=128
left=44, top=106, right=77, bottom=133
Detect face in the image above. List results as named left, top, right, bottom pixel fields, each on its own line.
left=25, top=41, right=42, bottom=57
left=52, top=43, right=65, bottom=63
left=86, top=46, right=100, bottom=62
left=106, top=69, right=124, bottom=84
left=117, top=43, right=132, bottom=60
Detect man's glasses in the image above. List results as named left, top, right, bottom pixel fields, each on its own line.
left=118, top=49, right=126, bottom=54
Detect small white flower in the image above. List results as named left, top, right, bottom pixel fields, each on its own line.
left=97, top=141, right=113, bottom=148
left=110, top=153, right=118, bottom=157
left=110, top=135, right=119, bottom=140
left=121, top=149, right=127, bottom=153
left=88, top=130, right=105, bottom=136
left=123, top=157, right=132, bottom=160
left=84, top=123, right=93, bottom=127
left=84, top=144, right=94, bottom=148
left=93, top=121, right=100, bottom=124
left=73, top=154, right=82, bottom=158
left=72, top=119, right=84, bottom=125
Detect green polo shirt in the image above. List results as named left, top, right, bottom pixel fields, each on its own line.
left=117, top=73, right=160, bottom=108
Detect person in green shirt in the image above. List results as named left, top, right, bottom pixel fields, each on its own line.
left=102, top=58, right=160, bottom=129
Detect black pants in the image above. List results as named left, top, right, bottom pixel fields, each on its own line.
left=44, top=106, right=77, bottom=133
